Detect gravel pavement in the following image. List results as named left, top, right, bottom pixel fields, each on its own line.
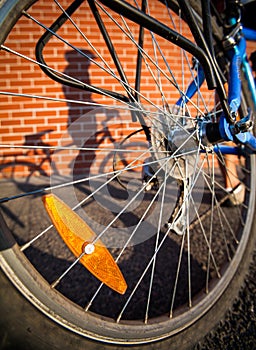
left=0, top=256, right=255, bottom=350
left=0, top=177, right=255, bottom=349
left=195, top=252, right=256, bottom=349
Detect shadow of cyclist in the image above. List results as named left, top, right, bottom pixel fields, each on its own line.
left=62, top=49, right=118, bottom=180
left=62, top=49, right=96, bottom=179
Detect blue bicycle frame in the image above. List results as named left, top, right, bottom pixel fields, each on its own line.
left=218, top=22, right=256, bottom=146
left=175, top=11, right=256, bottom=155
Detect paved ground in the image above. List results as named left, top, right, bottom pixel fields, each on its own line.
left=0, top=256, right=255, bottom=350
left=195, top=251, right=256, bottom=350
left=0, top=177, right=255, bottom=349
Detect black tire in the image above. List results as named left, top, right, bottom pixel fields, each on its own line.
left=0, top=0, right=255, bottom=348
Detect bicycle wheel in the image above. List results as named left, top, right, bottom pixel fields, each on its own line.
left=0, top=0, right=255, bottom=348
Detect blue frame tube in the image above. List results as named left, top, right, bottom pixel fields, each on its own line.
left=243, top=27, right=256, bottom=41
left=176, top=65, right=205, bottom=106
left=213, top=145, right=240, bottom=155
left=227, top=38, right=246, bottom=114
left=200, top=145, right=240, bottom=155
left=216, top=31, right=256, bottom=152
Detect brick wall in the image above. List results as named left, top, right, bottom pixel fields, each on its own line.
left=0, top=0, right=255, bottom=179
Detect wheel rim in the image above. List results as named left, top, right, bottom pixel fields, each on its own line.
left=0, top=0, right=255, bottom=344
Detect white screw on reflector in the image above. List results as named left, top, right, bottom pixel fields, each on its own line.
left=84, top=243, right=95, bottom=255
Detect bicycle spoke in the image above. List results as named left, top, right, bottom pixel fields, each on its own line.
left=144, top=162, right=168, bottom=323
left=190, top=196, right=221, bottom=279
left=85, top=161, right=172, bottom=312
left=19, top=146, right=157, bottom=249
left=169, top=233, right=186, bottom=318
left=116, top=225, right=172, bottom=323
left=206, top=152, right=215, bottom=293
left=95, top=0, right=206, bottom=117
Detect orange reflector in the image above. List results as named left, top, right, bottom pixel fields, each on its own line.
left=42, top=194, right=127, bottom=294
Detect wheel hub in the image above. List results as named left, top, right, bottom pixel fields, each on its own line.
left=151, top=109, right=198, bottom=180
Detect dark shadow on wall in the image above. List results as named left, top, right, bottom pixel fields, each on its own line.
left=62, top=49, right=97, bottom=179
left=62, top=49, right=119, bottom=179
